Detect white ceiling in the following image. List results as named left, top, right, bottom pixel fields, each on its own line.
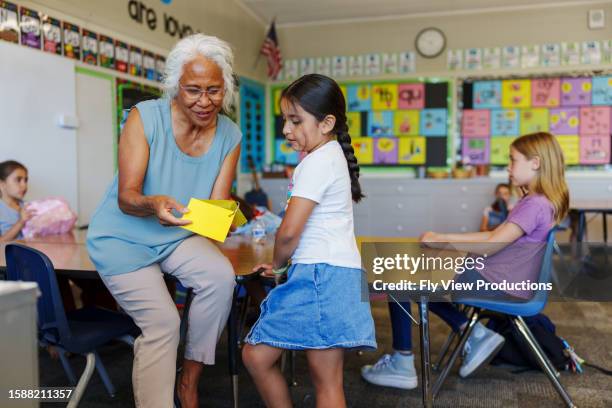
left=237, top=0, right=608, bottom=26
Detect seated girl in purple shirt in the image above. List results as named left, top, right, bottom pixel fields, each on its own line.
left=362, top=132, right=569, bottom=388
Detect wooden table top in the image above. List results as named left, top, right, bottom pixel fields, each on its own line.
left=570, top=199, right=612, bottom=211
left=0, top=232, right=274, bottom=279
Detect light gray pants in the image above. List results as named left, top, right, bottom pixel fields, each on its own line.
left=99, top=235, right=236, bottom=408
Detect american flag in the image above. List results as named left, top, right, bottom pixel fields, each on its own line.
left=260, top=21, right=282, bottom=80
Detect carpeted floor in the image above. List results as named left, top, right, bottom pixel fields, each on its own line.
left=37, top=298, right=612, bottom=408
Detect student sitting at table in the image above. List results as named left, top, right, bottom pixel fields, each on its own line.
left=480, top=182, right=514, bottom=231
left=363, top=132, right=569, bottom=386
left=242, top=74, right=377, bottom=408
left=0, top=160, right=35, bottom=242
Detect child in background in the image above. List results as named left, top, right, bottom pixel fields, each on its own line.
left=0, top=160, right=35, bottom=242
left=480, top=182, right=513, bottom=231
left=242, top=74, right=376, bottom=408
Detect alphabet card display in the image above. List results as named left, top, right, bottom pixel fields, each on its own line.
left=461, top=76, right=612, bottom=166
left=271, top=80, right=450, bottom=167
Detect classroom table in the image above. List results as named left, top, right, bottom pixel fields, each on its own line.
left=571, top=199, right=612, bottom=243
left=0, top=231, right=274, bottom=408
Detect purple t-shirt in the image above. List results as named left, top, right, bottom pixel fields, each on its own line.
left=479, top=194, right=554, bottom=298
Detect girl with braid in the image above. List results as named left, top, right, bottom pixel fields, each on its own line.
left=243, top=74, right=376, bottom=408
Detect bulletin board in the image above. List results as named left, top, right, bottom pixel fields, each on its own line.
left=116, top=79, right=161, bottom=136
left=460, top=74, right=612, bottom=166
left=270, top=79, right=452, bottom=168
left=239, top=77, right=266, bottom=173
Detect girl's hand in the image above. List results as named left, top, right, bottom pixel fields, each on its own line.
left=420, top=231, right=440, bottom=245
left=252, top=263, right=274, bottom=277
left=19, top=207, right=36, bottom=223
left=151, top=195, right=192, bottom=226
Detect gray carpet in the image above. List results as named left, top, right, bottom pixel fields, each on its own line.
left=37, top=299, right=612, bottom=408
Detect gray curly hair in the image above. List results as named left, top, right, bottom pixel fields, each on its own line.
left=162, top=34, right=236, bottom=112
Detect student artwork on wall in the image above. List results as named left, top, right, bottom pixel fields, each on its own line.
left=129, top=45, right=143, bottom=77
left=41, top=15, right=61, bottom=55
left=271, top=79, right=451, bottom=167
left=82, top=29, right=98, bottom=65
left=62, top=21, right=80, bottom=60
left=99, top=34, right=114, bottom=68
left=0, top=1, right=19, bottom=43
left=115, top=40, right=129, bottom=73
left=461, top=75, right=612, bottom=166
left=19, top=6, right=40, bottom=49
left=239, top=78, right=266, bottom=172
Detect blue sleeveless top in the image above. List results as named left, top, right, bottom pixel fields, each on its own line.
left=87, top=98, right=241, bottom=276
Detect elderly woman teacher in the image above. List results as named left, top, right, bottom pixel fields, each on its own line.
left=87, top=34, right=241, bottom=408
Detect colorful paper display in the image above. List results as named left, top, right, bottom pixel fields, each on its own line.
left=273, top=80, right=449, bottom=167
left=463, top=75, right=612, bottom=165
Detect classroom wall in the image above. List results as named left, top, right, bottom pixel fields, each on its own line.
left=277, top=1, right=612, bottom=75
left=20, top=0, right=268, bottom=80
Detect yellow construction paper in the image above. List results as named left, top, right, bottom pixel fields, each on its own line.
left=501, top=79, right=531, bottom=108
left=372, top=84, right=398, bottom=110
left=398, top=137, right=426, bottom=164
left=556, top=136, right=579, bottom=165
left=352, top=137, right=374, bottom=164
left=180, top=199, right=247, bottom=242
left=394, top=110, right=420, bottom=136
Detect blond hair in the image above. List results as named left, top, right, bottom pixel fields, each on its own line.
left=511, top=132, right=569, bottom=224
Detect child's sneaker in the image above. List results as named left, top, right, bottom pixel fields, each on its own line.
left=459, top=322, right=505, bottom=378
left=361, top=352, right=418, bottom=389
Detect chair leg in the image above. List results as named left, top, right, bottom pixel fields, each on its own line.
left=512, top=317, right=576, bottom=408
left=94, top=351, right=116, bottom=398
left=67, top=352, right=96, bottom=408
left=432, top=330, right=458, bottom=372
left=58, top=347, right=77, bottom=386
left=432, top=308, right=481, bottom=398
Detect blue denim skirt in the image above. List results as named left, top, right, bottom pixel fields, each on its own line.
left=245, top=263, right=377, bottom=350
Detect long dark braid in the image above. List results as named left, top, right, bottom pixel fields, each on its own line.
left=281, top=74, right=364, bottom=203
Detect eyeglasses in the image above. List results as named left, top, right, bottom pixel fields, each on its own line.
left=179, top=84, right=224, bottom=103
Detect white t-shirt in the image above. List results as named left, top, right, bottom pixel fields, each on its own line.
left=288, top=140, right=362, bottom=269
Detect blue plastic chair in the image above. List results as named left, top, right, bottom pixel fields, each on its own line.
left=5, top=244, right=139, bottom=406
left=432, top=229, right=576, bottom=407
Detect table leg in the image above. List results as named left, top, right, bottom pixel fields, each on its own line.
left=603, top=212, right=608, bottom=244
left=577, top=211, right=585, bottom=243
left=418, top=296, right=433, bottom=408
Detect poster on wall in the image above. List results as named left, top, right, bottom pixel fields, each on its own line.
left=143, top=50, right=156, bottom=80
left=501, top=46, right=520, bottom=69
left=62, top=21, right=80, bottom=60
left=0, top=1, right=19, bottom=44
left=482, top=47, right=501, bottom=70
left=155, top=55, right=165, bottom=82
left=398, top=51, right=415, bottom=74
left=447, top=49, right=463, bottom=71
left=82, top=29, right=98, bottom=65
left=129, top=45, right=143, bottom=76
left=464, top=48, right=482, bottom=70
left=19, top=7, right=41, bottom=49
left=99, top=34, right=114, bottom=68
left=283, top=59, right=299, bottom=80
left=541, top=43, right=560, bottom=67
left=114, top=40, right=129, bottom=73
left=315, top=57, right=330, bottom=76
left=331, top=56, right=347, bottom=77
left=561, top=42, right=580, bottom=65
left=521, top=45, right=539, bottom=68
left=364, top=53, right=381, bottom=76
left=581, top=41, right=601, bottom=65
left=382, top=53, right=398, bottom=75
left=41, top=15, right=61, bottom=55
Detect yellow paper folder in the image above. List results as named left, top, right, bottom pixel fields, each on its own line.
left=180, top=199, right=247, bottom=242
